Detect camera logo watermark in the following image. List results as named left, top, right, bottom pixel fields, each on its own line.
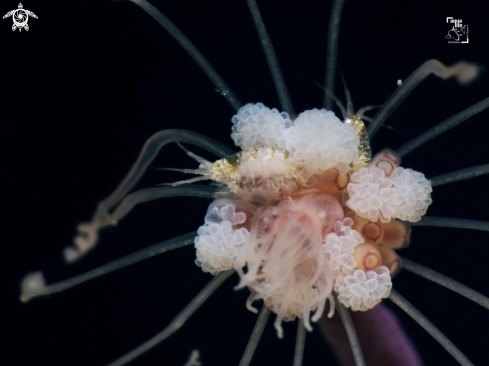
left=445, top=17, right=468, bottom=44
left=3, top=3, right=38, bottom=32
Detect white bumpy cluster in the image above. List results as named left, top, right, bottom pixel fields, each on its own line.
left=322, top=218, right=391, bottom=311
left=195, top=205, right=249, bottom=275
left=347, top=166, right=432, bottom=223
left=283, top=109, right=359, bottom=174
left=231, top=103, right=359, bottom=173
left=334, top=266, right=392, bottom=311
left=231, top=103, right=291, bottom=150
left=323, top=218, right=364, bottom=274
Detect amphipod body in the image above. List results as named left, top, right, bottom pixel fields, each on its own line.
left=193, top=103, right=431, bottom=336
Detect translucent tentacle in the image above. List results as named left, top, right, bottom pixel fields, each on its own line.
left=65, top=129, right=234, bottom=262
left=20, top=232, right=196, bottom=303
left=327, top=89, right=347, bottom=119
left=130, top=0, right=242, bottom=111
left=400, top=257, right=489, bottom=310
left=334, top=293, right=366, bottom=366
left=408, top=216, right=489, bottom=232
left=368, top=60, right=481, bottom=139
left=323, top=0, right=346, bottom=110
left=293, top=319, right=307, bottom=366
left=183, top=350, right=202, bottom=366
left=429, top=163, right=489, bottom=187
left=107, top=270, right=235, bottom=366
left=111, top=186, right=214, bottom=227
left=355, top=105, right=382, bottom=119
left=389, top=289, right=474, bottom=366
left=396, top=96, right=489, bottom=158
left=157, top=176, right=210, bottom=186
left=338, top=69, right=354, bottom=118
left=238, top=305, right=271, bottom=366
left=319, top=303, right=423, bottom=366
left=247, top=0, right=293, bottom=115
left=300, top=76, right=348, bottom=119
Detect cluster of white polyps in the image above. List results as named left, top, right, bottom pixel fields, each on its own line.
left=230, top=103, right=360, bottom=174
left=194, top=205, right=249, bottom=275
left=323, top=218, right=364, bottom=275
left=231, top=103, right=291, bottom=150
left=347, top=165, right=432, bottom=223
left=334, top=266, right=392, bottom=311
left=283, top=108, right=359, bottom=174
left=322, top=218, right=390, bottom=311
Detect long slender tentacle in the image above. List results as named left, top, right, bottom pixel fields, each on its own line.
left=107, top=269, right=235, bottom=366
left=396, top=96, right=489, bottom=158
left=389, top=289, right=474, bottom=366
left=429, top=163, right=489, bottom=187
left=368, top=60, right=481, bottom=139
left=238, top=305, right=271, bottom=366
left=183, top=350, right=201, bottom=366
left=400, top=257, right=489, bottom=310
left=323, top=0, right=346, bottom=110
left=334, top=293, right=366, bottom=366
left=20, top=232, right=196, bottom=303
left=408, top=216, right=489, bottom=232
left=110, top=185, right=215, bottom=225
left=293, top=319, right=307, bottom=366
left=247, top=0, right=293, bottom=115
left=66, top=130, right=234, bottom=262
left=130, top=0, right=242, bottom=112
left=318, top=303, right=422, bottom=366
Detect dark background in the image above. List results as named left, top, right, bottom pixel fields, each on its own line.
left=1, top=1, right=488, bottom=365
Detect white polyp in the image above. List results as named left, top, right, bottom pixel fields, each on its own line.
left=206, top=198, right=258, bottom=216
left=347, top=166, right=432, bottom=223
left=391, top=167, right=433, bottom=221
left=195, top=204, right=249, bottom=275
left=323, top=218, right=365, bottom=276
left=284, top=109, right=359, bottom=174
left=231, top=103, right=291, bottom=150
left=335, top=266, right=392, bottom=311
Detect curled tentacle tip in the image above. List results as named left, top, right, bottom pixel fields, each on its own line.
left=64, top=222, right=100, bottom=263
left=20, top=271, right=46, bottom=303
left=246, top=305, right=259, bottom=314
left=454, top=61, right=481, bottom=85
left=274, top=324, right=284, bottom=339
left=74, top=222, right=99, bottom=250
left=232, top=274, right=249, bottom=290
left=63, top=245, right=83, bottom=264
left=304, top=322, right=313, bottom=332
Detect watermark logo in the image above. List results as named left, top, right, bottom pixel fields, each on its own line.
left=445, top=17, right=468, bottom=44
left=3, top=3, right=38, bottom=32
